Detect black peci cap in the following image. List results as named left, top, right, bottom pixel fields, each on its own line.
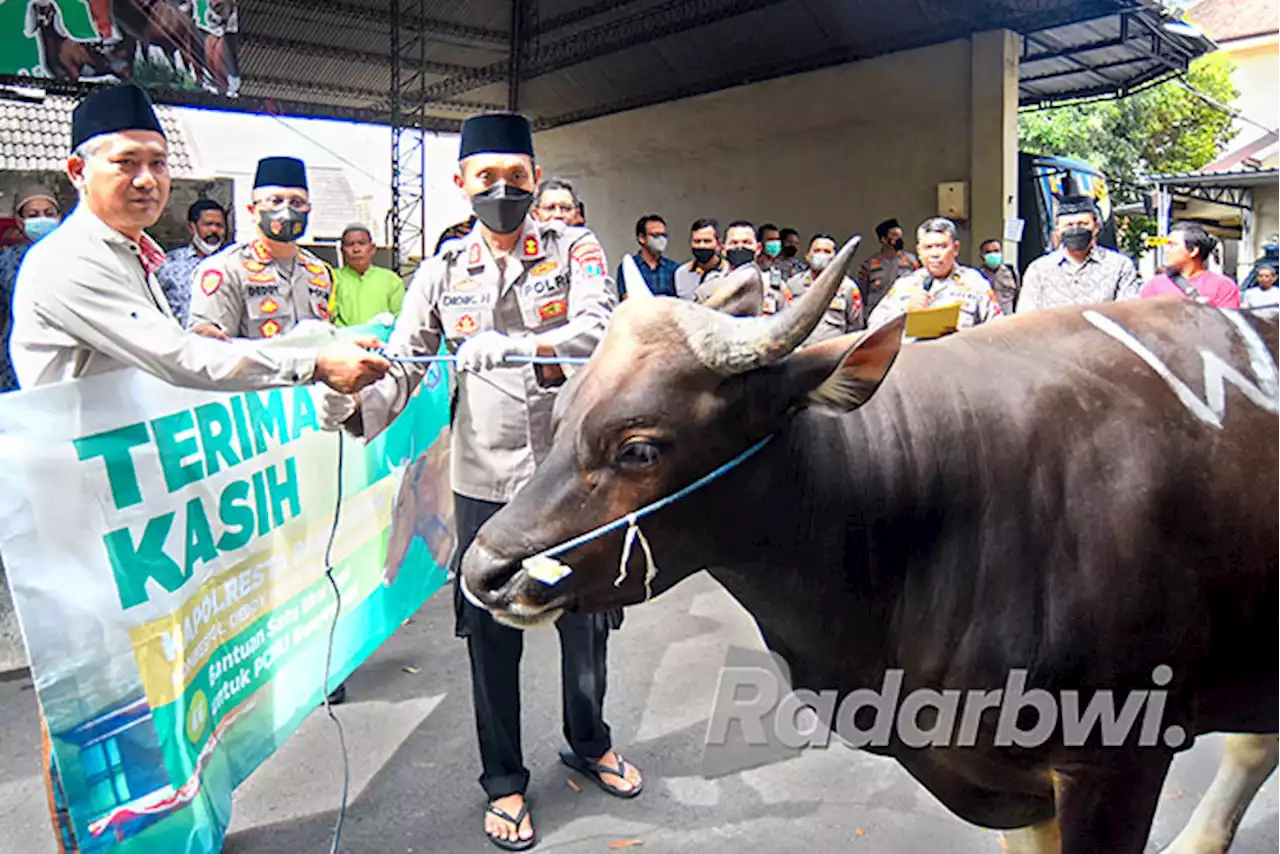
left=1056, top=194, right=1100, bottom=218
left=254, top=156, right=308, bottom=190
left=458, top=112, right=534, bottom=161
left=71, top=83, right=165, bottom=150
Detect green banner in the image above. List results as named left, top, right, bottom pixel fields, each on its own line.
left=0, top=323, right=452, bottom=851
left=3, top=0, right=241, bottom=96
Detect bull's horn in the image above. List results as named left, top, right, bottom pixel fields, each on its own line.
left=621, top=253, right=654, bottom=299
left=680, top=235, right=862, bottom=375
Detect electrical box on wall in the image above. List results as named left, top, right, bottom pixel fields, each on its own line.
left=938, top=181, right=967, bottom=220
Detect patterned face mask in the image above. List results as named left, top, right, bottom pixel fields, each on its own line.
left=258, top=207, right=308, bottom=242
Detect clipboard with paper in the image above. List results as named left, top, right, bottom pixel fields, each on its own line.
left=904, top=301, right=962, bottom=339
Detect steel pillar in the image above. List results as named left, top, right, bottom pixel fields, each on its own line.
left=390, top=0, right=428, bottom=271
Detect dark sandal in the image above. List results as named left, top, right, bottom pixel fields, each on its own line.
left=558, top=746, right=645, bottom=799
left=484, top=799, right=536, bottom=851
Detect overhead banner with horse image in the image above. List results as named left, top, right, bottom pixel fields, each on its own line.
left=0, top=323, right=455, bottom=852
left=1, top=0, right=241, bottom=97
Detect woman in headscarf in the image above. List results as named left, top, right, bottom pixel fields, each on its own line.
left=0, top=183, right=62, bottom=392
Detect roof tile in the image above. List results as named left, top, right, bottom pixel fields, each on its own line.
left=0, top=93, right=197, bottom=176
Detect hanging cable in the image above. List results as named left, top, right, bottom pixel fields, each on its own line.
left=317, top=350, right=588, bottom=851
left=1170, top=74, right=1279, bottom=136
left=321, top=433, right=351, bottom=854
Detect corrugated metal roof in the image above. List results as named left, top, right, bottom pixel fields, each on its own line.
left=0, top=93, right=196, bottom=175
left=0, top=0, right=1214, bottom=131
left=1146, top=167, right=1279, bottom=186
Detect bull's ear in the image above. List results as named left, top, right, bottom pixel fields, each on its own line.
left=777, top=315, right=906, bottom=412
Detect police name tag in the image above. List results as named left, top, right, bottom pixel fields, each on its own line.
left=440, top=292, right=495, bottom=309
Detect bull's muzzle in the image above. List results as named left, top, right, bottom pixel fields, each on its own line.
left=461, top=541, right=566, bottom=629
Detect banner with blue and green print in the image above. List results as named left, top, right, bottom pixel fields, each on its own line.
left=0, top=322, right=453, bottom=852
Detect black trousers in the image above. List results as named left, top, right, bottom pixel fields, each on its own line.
left=451, top=493, right=622, bottom=800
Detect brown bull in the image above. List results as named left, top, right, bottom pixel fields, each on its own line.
left=459, top=236, right=1278, bottom=853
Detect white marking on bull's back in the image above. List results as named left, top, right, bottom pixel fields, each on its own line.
left=1083, top=309, right=1280, bottom=429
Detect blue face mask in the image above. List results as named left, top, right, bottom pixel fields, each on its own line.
left=23, top=216, right=59, bottom=242
left=983, top=251, right=1003, bottom=269
left=763, top=239, right=782, bottom=258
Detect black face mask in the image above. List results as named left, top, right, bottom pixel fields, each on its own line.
left=890, top=237, right=904, bottom=252
left=471, top=183, right=534, bottom=235
left=692, top=247, right=718, bottom=266
left=258, top=207, right=307, bottom=243
left=781, top=244, right=797, bottom=258
left=726, top=248, right=755, bottom=268
left=1062, top=226, right=1093, bottom=252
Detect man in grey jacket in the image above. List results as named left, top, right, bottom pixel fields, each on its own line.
left=10, top=81, right=388, bottom=854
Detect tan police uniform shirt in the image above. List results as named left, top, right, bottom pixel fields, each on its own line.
left=785, top=270, right=865, bottom=343
left=188, top=238, right=334, bottom=339
left=10, top=205, right=315, bottom=390
left=858, top=249, right=921, bottom=314
left=353, top=217, right=616, bottom=503
left=867, top=264, right=1003, bottom=332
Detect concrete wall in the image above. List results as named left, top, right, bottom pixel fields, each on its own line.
left=534, top=34, right=1016, bottom=272
left=1221, top=34, right=1280, bottom=141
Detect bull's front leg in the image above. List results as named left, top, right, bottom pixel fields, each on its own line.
left=1052, top=754, right=1173, bottom=854
left=1161, top=733, right=1278, bottom=854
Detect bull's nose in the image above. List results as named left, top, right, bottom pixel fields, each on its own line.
left=459, top=541, right=520, bottom=611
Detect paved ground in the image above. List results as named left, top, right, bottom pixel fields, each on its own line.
left=0, top=572, right=1276, bottom=853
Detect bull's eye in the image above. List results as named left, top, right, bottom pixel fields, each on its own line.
left=615, top=438, right=661, bottom=468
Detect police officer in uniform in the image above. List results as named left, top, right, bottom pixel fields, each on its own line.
left=867, top=217, right=1002, bottom=334
left=10, top=82, right=388, bottom=854
left=186, top=155, right=353, bottom=706
left=857, top=217, right=921, bottom=316
left=188, top=156, right=335, bottom=341
left=785, top=233, right=865, bottom=343
left=320, top=112, right=639, bottom=852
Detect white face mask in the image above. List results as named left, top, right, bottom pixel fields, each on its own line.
left=193, top=234, right=223, bottom=255
left=646, top=235, right=668, bottom=255
left=809, top=252, right=833, bottom=272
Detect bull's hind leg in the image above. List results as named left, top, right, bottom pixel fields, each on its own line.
left=1002, top=819, right=1061, bottom=853
left=1161, top=733, right=1279, bottom=854
left=1052, top=753, right=1173, bottom=854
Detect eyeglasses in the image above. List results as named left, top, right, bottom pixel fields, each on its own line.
left=538, top=203, right=576, bottom=214
left=255, top=196, right=311, bottom=212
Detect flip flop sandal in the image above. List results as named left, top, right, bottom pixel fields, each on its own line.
left=558, top=746, right=645, bottom=799
left=484, top=799, right=536, bottom=851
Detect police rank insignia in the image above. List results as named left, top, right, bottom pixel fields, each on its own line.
left=305, top=262, right=325, bottom=276
left=538, top=299, right=567, bottom=321
left=523, top=235, right=541, bottom=258
left=259, top=297, right=279, bottom=314
left=309, top=275, right=330, bottom=290
left=200, top=270, right=222, bottom=295
left=244, top=259, right=267, bottom=273
left=455, top=314, right=479, bottom=336
left=260, top=318, right=282, bottom=337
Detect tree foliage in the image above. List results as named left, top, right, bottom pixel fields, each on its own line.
left=1018, top=55, right=1240, bottom=256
